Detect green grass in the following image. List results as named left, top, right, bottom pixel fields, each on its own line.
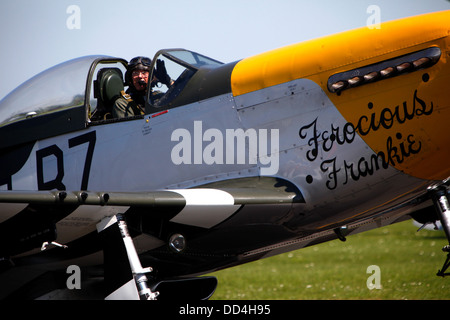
left=209, top=220, right=450, bottom=300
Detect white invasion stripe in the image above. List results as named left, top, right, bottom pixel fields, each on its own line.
left=0, top=203, right=28, bottom=223
left=168, top=189, right=240, bottom=228
left=105, top=279, right=139, bottom=300
left=57, top=205, right=127, bottom=243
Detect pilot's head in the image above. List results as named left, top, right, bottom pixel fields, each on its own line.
left=126, top=56, right=151, bottom=92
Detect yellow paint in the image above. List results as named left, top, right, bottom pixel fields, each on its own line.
left=231, top=11, right=450, bottom=96
left=231, top=10, right=450, bottom=181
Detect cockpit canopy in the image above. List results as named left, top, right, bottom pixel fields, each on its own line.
left=0, top=56, right=95, bottom=128
left=0, top=49, right=230, bottom=150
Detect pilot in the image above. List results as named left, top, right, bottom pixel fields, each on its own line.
left=113, top=56, right=172, bottom=118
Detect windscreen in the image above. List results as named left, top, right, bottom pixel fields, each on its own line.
left=166, top=50, right=223, bottom=69
left=149, top=49, right=224, bottom=107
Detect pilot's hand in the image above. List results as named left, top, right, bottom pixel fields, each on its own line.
left=155, top=59, right=172, bottom=87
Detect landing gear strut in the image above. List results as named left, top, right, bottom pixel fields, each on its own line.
left=115, top=214, right=159, bottom=300
left=97, top=214, right=159, bottom=300
left=97, top=213, right=218, bottom=300
left=431, top=186, right=450, bottom=277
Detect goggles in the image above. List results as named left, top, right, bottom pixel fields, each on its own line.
left=129, top=56, right=152, bottom=68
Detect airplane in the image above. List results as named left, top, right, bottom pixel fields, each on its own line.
left=0, top=10, right=449, bottom=300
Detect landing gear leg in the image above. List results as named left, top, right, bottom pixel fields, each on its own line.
left=431, top=186, right=450, bottom=277
left=97, top=214, right=159, bottom=300
left=115, top=214, right=159, bottom=300
left=437, top=247, right=450, bottom=277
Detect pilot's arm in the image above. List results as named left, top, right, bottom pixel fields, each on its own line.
left=154, top=59, right=173, bottom=87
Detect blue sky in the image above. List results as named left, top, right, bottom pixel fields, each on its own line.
left=1, top=0, right=449, bottom=100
